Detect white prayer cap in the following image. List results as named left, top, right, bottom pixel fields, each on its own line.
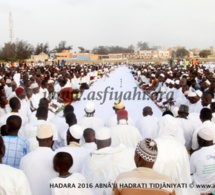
left=69, top=125, right=83, bottom=139
left=175, top=80, right=180, bottom=85
left=198, top=127, right=213, bottom=141
left=37, top=124, right=53, bottom=139
left=6, top=79, right=11, bottom=84
left=169, top=80, right=174, bottom=85
left=48, top=80, right=54, bottom=84
left=188, top=91, right=197, bottom=97
left=195, top=90, right=203, bottom=98
left=30, top=83, right=39, bottom=89
left=160, top=73, right=165, bottom=78
left=0, top=76, right=2, bottom=80
left=205, top=80, right=211, bottom=85
left=96, top=127, right=111, bottom=140
left=151, top=74, right=155, bottom=77
left=85, top=101, right=95, bottom=113
left=166, top=78, right=171, bottom=84
left=29, top=75, right=33, bottom=79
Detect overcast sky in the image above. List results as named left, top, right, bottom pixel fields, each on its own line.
left=0, top=0, right=215, bottom=51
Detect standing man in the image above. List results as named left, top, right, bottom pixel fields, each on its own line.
left=20, top=124, right=57, bottom=195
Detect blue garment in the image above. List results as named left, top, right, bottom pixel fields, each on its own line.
left=3, top=135, right=30, bottom=169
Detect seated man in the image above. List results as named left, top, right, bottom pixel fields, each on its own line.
left=113, top=138, right=175, bottom=195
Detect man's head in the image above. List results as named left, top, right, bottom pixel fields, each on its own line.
left=30, top=83, right=40, bottom=94
left=84, top=101, right=95, bottom=116
left=201, top=93, right=213, bottom=107
left=15, top=87, right=26, bottom=100
left=188, top=91, right=199, bottom=104
left=53, top=152, right=73, bottom=174
left=200, top=108, right=212, bottom=122
left=83, top=128, right=95, bottom=143
left=66, top=124, right=83, bottom=145
left=178, top=104, right=189, bottom=119
left=95, top=127, right=111, bottom=150
left=65, top=112, right=77, bottom=127
left=134, top=138, right=158, bottom=168
left=63, top=105, right=74, bottom=117
left=36, top=124, right=53, bottom=147
left=180, top=78, right=187, bottom=87
left=9, top=97, right=21, bottom=111
left=41, top=80, right=47, bottom=89
left=143, top=106, right=153, bottom=117
left=197, top=127, right=213, bottom=148
left=36, top=106, right=48, bottom=120
left=39, top=98, right=49, bottom=108
left=6, top=115, right=22, bottom=135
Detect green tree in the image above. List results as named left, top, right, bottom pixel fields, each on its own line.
left=199, top=50, right=211, bottom=58
left=34, top=43, right=49, bottom=55
left=176, top=48, right=189, bottom=58
left=54, top=41, right=72, bottom=52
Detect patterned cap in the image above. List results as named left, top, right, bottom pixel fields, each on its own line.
left=136, top=138, right=158, bottom=162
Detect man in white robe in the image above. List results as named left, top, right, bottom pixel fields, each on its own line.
left=110, top=109, right=142, bottom=147
left=20, top=124, right=57, bottom=195
left=175, top=105, right=196, bottom=151
left=154, top=116, right=199, bottom=195
left=81, top=127, right=136, bottom=195
left=78, top=101, right=104, bottom=133
left=55, top=125, right=90, bottom=173
left=30, top=83, right=43, bottom=109
left=192, top=108, right=215, bottom=151
left=135, top=106, right=159, bottom=139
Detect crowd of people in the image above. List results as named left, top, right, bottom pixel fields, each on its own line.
left=0, top=61, right=215, bottom=195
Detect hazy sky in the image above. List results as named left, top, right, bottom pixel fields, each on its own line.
left=1, top=0, right=215, bottom=51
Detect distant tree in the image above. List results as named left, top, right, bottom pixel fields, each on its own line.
left=127, top=44, right=135, bottom=52
left=137, top=41, right=150, bottom=50
left=78, top=46, right=89, bottom=53
left=0, top=40, right=34, bottom=61
left=176, top=48, right=189, bottom=58
left=0, top=42, right=16, bottom=61
left=199, top=50, right=211, bottom=58
left=15, top=40, right=34, bottom=60
left=34, top=43, right=49, bottom=55
left=92, top=46, right=109, bottom=54
left=54, top=41, right=72, bottom=52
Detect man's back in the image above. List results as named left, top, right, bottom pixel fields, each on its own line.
left=20, top=147, right=57, bottom=195
left=81, top=144, right=136, bottom=195
left=3, top=135, right=29, bottom=168
left=110, top=122, right=142, bottom=147
left=136, top=115, right=159, bottom=139
left=0, top=164, right=32, bottom=195
left=190, top=145, right=215, bottom=194
left=78, top=116, right=104, bottom=132
left=55, top=146, right=90, bottom=173
left=114, top=167, right=174, bottom=194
